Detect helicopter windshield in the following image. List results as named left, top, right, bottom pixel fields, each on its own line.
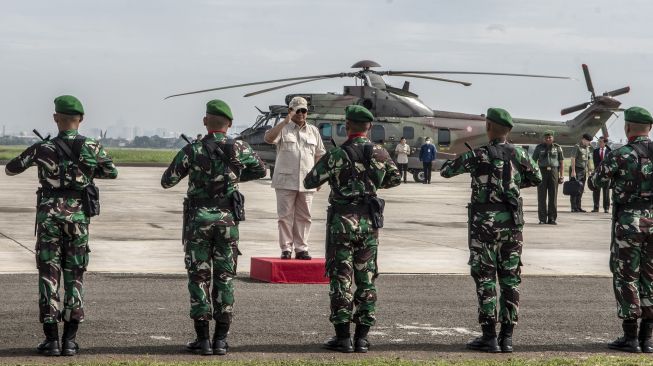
left=365, top=73, right=386, bottom=89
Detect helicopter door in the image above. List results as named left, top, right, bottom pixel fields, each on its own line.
left=318, top=122, right=333, bottom=144
left=371, top=125, right=385, bottom=143
left=438, top=128, right=451, bottom=147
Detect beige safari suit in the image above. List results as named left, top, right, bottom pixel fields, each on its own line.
left=269, top=122, right=325, bottom=253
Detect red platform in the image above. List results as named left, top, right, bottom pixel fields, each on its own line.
left=250, top=257, right=329, bottom=284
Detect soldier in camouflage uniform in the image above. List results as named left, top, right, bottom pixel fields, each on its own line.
left=304, top=105, right=401, bottom=353
left=5, top=95, right=118, bottom=356
left=569, top=133, right=593, bottom=212
left=161, top=100, right=266, bottom=356
left=440, top=108, right=541, bottom=353
left=589, top=106, right=653, bottom=353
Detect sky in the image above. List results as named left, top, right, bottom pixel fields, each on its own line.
left=1, top=0, right=652, bottom=141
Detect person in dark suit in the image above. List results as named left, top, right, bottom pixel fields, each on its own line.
left=592, top=136, right=612, bottom=213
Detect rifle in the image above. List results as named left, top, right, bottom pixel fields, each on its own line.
left=32, top=130, right=50, bottom=235
left=180, top=134, right=192, bottom=144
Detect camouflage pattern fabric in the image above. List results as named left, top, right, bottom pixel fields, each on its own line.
left=161, top=132, right=266, bottom=322
left=304, top=136, right=401, bottom=326
left=440, top=139, right=541, bottom=324
left=5, top=129, right=118, bottom=324
left=590, top=136, right=653, bottom=320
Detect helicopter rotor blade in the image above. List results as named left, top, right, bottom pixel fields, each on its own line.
left=243, top=77, right=333, bottom=98
left=561, top=102, right=591, bottom=116
left=382, top=70, right=571, bottom=80
left=164, top=73, right=352, bottom=99
left=389, top=73, right=472, bottom=86
left=603, top=86, right=630, bottom=97
left=581, top=64, right=596, bottom=97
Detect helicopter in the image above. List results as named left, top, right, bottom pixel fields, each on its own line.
left=166, top=61, right=630, bottom=182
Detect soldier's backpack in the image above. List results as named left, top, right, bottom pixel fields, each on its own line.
left=50, top=135, right=101, bottom=217
left=627, top=140, right=653, bottom=200
left=478, top=143, right=524, bottom=225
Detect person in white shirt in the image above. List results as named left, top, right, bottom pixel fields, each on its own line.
left=264, top=97, right=326, bottom=259
left=394, top=137, right=410, bottom=183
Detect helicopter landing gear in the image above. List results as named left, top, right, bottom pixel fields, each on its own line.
left=411, top=170, right=426, bottom=183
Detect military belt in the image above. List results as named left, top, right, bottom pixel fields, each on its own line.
left=620, top=201, right=653, bottom=211
left=330, top=203, right=370, bottom=215
left=186, top=197, right=232, bottom=209
left=470, top=202, right=511, bottom=211
left=38, top=188, right=82, bottom=199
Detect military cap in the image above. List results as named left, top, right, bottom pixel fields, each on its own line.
left=54, top=95, right=84, bottom=115
left=624, top=106, right=653, bottom=124
left=206, top=99, right=233, bottom=120
left=543, top=130, right=555, bottom=136
left=485, top=107, right=513, bottom=128
left=582, top=133, right=593, bottom=141
left=345, top=105, right=374, bottom=123
left=289, top=96, right=308, bottom=111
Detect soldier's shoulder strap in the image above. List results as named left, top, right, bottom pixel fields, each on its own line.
left=629, top=140, right=653, bottom=160
left=51, top=135, right=86, bottom=163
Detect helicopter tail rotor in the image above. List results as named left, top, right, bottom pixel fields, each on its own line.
left=560, top=64, right=630, bottom=115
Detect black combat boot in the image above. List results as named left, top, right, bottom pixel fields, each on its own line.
left=36, top=323, right=61, bottom=356
left=608, top=319, right=641, bottom=353
left=61, top=321, right=80, bottom=356
left=212, top=322, right=230, bottom=356
left=466, top=322, right=500, bottom=353
left=323, top=323, right=354, bottom=353
left=186, top=320, right=213, bottom=356
left=498, top=323, right=514, bottom=353
left=639, top=319, right=653, bottom=353
left=354, top=324, right=371, bottom=353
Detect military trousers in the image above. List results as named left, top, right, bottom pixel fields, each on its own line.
left=611, top=210, right=653, bottom=320
left=36, top=216, right=89, bottom=324
left=185, top=216, right=239, bottom=324
left=469, top=211, right=523, bottom=325
left=326, top=213, right=379, bottom=327
left=569, top=167, right=587, bottom=210
left=537, top=167, right=559, bottom=222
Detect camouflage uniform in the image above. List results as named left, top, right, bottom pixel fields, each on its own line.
left=440, top=139, right=541, bottom=325
left=590, top=136, right=653, bottom=320
left=304, top=136, right=401, bottom=326
left=569, top=143, right=592, bottom=211
left=5, top=130, right=118, bottom=324
left=161, top=132, right=265, bottom=324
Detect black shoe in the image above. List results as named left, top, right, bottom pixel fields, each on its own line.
left=608, top=320, right=641, bottom=353
left=213, top=322, right=230, bottom=356
left=591, top=208, right=599, bottom=212
left=538, top=221, right=546, bottom=225
left=548, top=220, right=557, bottom=225
left=61, top=321, right=79, bottom=356
left=323, top=323, right=353, bottom=353
left=605, top=209, right=610, bottom=213
left=466, top=323, right=500, bottom=353
left=280, top=251, right=291, bottom=260
left=37, top=323, right=61, bottom=356
left=354, top=324, right=370, bottom=353
left=578, top=208, right=587, bottom=213
left=295, top=251, right=312, bottom=260
left=498, top=323, right=514, bottom=353
left=186, top=320, right=213, bottom=356
left=571, top=208, right=578, bottom=212
left=640, top=319, right=653, bottom=353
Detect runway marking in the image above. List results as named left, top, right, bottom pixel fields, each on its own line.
left=0, top=231, right=34, bottom=254
left=395, top=324, right=479, bottom=336
left=150, top=335, right=172, bottom=341
left=390, top=338, right=405, bottom=342
left=369, top=331, right=387, bottom=336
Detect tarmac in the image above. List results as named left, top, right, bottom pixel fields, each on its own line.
left=0, top=166, right=612, bottom=276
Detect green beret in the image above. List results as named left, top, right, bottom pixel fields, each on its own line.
left=345, top=105, right=374, bottom=123
left=486, top=107, right=513, bottom=128
left=624, top=106, right=653, bottom=124
left=206, top=99, right=233, bottom=120
left=543, top=130, right=555, bottom=136
left=54, top=95, right=84, bottom=115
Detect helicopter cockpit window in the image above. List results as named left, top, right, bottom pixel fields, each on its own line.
left=336, top=123, right=347, bottom=137
left=318, top=123, right=332, bottom=139
left=402, top=126, right=415, bottom=140
left=371, top=125, right=385, bottom=143
left=438, top=129, right=451, bottom=147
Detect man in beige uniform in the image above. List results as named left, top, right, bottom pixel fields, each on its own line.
left=264, top=96, right=326, bottom=259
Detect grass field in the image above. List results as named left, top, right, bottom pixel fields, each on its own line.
left=0, top=146, right=177, bottom=164
left=0, top=357, right=650, bottom=366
